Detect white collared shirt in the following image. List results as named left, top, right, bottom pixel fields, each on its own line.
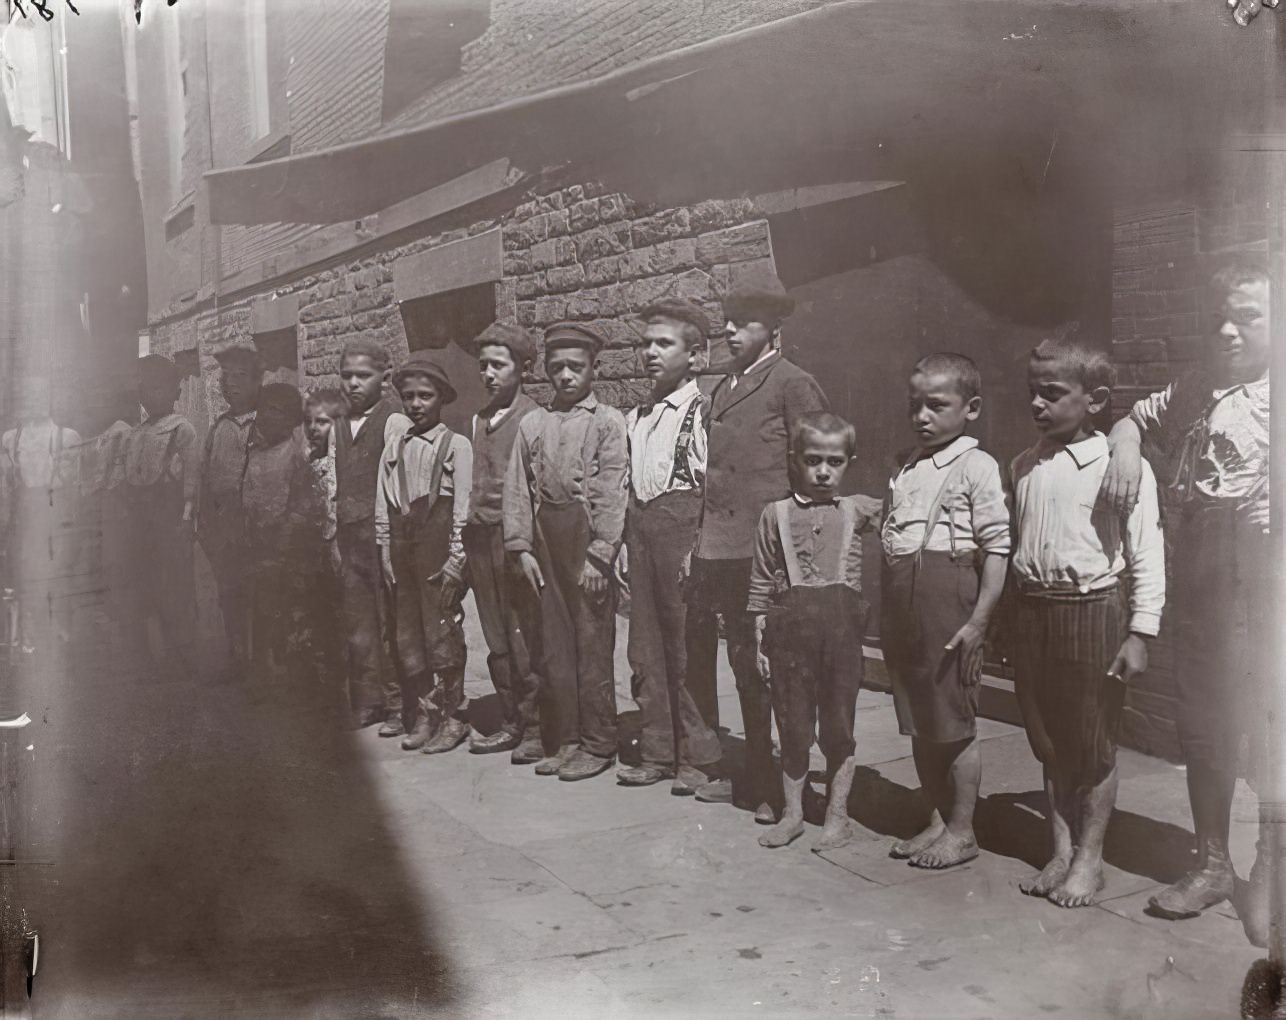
left=727, top=346, right=780, bottom=390
left=882, top=435, right=1010, bottom=558
left=625, top=379, right=706, bottom=503
left=1010, top=432, right=1166, bottom=636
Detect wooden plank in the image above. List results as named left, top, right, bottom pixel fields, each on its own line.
left=249, top=292, right=299, bottom=334
left=392, top=228, right=503, bottom=301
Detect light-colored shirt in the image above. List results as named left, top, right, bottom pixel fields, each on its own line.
left=1, top=420, right=81, bottom=490
left=374, top=423, right=472, bottom=582
left=881, top=436, right=1011, bottom=558
left=203, top=410, right=255, bottom=501
left=349, top=405, right=411, bottom=445
left=625, top=379, right=706, bottom=504
left=1010, top=432, right=1165, bottom=636
left=123, top=413, right=199, bottom=501
left=307, top=440, right=337, bottom=543
left=1129, top=371, right=1269, bottom=512
left=503, top=393, right=629, bottom=570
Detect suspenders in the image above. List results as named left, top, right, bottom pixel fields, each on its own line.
left=881, top=448, right=978, bottom=569
left=393, top=427, right=455, bottom=515
left=773, top=497, right=858, bottom=589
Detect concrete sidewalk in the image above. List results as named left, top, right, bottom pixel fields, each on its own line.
left=355, top=601, right=1265, bottom=1019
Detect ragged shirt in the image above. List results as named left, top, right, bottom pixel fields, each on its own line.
left=243, top=430, right=325, bottom=567
left=881, top=435, right=1011, bottom=559
left=123, top=412, right=199, bottom=501
left=503, top=393, right=629, bottom=570
left=625, top=379, right=706, bottom=504
left=1010, top=432, right=1166, bottom=636
left=747, top=492, right=883, bottom=613
left=375, top=422, right=473, bottom=582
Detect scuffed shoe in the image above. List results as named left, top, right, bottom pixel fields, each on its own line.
left=617, top=763, right=673, bottom=787
left=401, top=712, right=435, bottom=752
left=694, top=778, right=733, bottom=804
left=511, top=735, right=546, bottom=765
left=534, top=745, right=577, bottom=776
left=558, top=749, right=615, bottom=782
left=377, top=713, right=405, bottom=738
left=671, top=766, right=709, bottom=797
left=754, top=801, right=779, bottom=825
left=470, top=730, right=520, bottom=754
left=420, top=717, right=469, bottom=755
left=1148, top=844, right=1234, bottom=919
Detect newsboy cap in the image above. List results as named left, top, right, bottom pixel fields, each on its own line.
left=392, top=352, right=457, bottom=404
left=639, top=297, right=711, bottom=339
left=721, top=276, right=796, bottom=325
left=474, top=322, right=538, bottom=365
left=544, top=321, right=605, bottom=357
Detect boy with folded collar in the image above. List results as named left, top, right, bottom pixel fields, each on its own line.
left=504, top=322, right=629, bottom=782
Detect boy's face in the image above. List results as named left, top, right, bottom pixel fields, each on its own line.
left=398, top=374, right=445, bottom=428
left=256, top=404, right=296, bottom=446
left=304, top=407, right=336, bottom=449
left=1028, top=361, right=1107, bottom=444
left=724, top=318, right=775, bottom=373
left=220, top=362, right=261, bottom=414
left=639, top=318, right=697, bottom=392
left=340, top=354, right=389, bottom=416
left=140, top=377, right=180, bottom=419
left=478, top=344, right=524, bottom=407
left=545, top=346, right=594, bottom=406
left=792, top=431, right=853, bottom=503
left=1211, top=281, right=1270, bottom=385
left=907, top=371, right=980, bottom=450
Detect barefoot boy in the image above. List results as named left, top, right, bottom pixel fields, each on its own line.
left=880, top=353, right=1009, bottom=869
left=462, top=323, right=544, bottom=761
left=616, top=299, right=722, bottom=795
left=504, top=322, right=628, bottom=782
left=377, top=354, right=472, bottom=754
left=1102, top=260, right=1271, bottom=928
left=748, top=412, right=881, bottom=849
left=1010, top=339, right=1165, bottom=907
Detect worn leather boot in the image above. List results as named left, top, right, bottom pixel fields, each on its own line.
left=377, top=711, right=405, bottom=738
left=400, top=699, right=436, bottom=751
left=511, top=733, right=546, bottom=765
left=421, top=716, right=469, bottom=755
left=1148, top=837, right=1235, bottom=919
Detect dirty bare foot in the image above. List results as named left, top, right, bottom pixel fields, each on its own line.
left=758, top=815, right=805, bottom=848
left=814, top=817, right=856, bottom=852
left=1020, top=854, right=1072, bottom=897
left=890, top=818, right=945, bottom=860
left=910, top=829, right=979, bottom=869
left=1048, top=858, right=1106, bottom=908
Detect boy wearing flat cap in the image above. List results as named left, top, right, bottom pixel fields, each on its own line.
left=616, top=299, right=723, bottom=794
left=198, top=341, right=263, bottom=680
left=377, top=353, right=473, bottom=754
left=504, top=322, right=629, bottom=782
left=464, top=323, right=546, bottom=759
left=686, top=276, right=829, bottom=822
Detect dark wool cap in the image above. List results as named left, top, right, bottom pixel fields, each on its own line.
left=721, top=276, right=796, bottom=325
left=544, top=321, right=605, bottom=356
left=392, top=352, right=457, bottom=404
left=474, top=322, right=538, bottom=365
left=212, top=340, right=263, bottom=367
left=137, top=354, right=180, bottom=385
left=639, top=297, right=711, bottom=339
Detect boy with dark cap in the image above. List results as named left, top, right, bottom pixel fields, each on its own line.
left=463, top=323, right=545, bottom=759
left=504, top=322, right=629, bottom=782
left=615, top=298, right=723, bottom=794
left=334, top=337, right=411, bottom=730
left=685, top=277, right=828, bottom=822
left=121, top=355, right=200, bottom=678
left=198, top=341, right=263, bottom=680
left=377, top=354, right=473, bottom=753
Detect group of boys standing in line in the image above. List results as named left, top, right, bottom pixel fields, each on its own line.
left=1, top=260, right=1271, bottom=940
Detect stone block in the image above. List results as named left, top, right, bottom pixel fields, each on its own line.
left=300, top=298, right=344, bottom=323
left=623, top=275, right=673, bottom=310
left=352, top=268, right=380, bottom=291
left=516, top=301, right=537, bottom=327
left=569, top=199, right=600, bottom=232
left=668, top=268, right=717, bottom=305
left=512, top=199, right=541, bottom=221
left=690, top=198, right=753, bottom=233
left=555, top=237, right=578, bottom=266
left=533, top=294, right=569, bottom=325
left=535, top=191, right=565, bottom=213
left=546, top=209, right=570, bottom=238
left=631, top=208, right=691, bottom=247
left=530, top=239, right=559, bottom=271
left=503, top=251, right=531, bottom=275
left=695, top=221, right=771, bottom=266
left=594, top=346, right=642, bottom=380
left=545, top=263, right=587, bottom=294
left=574, top=222, right=631, bottom=262
left=495, top=278, right=518, bottom=320
left=352, top=285, right=392, bottom=313
left=649, top=238, right=698, bottom=274
left=514, top=273, right=544, bottom=299
left=566, top=284, right=625, bottom=319
left=617, top=248, right=652, bottom=281
left=583, top=256, right=620, bottom=287
left=597, top=194, right=629, bottom=223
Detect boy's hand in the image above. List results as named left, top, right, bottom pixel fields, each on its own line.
left=753, top=615, right=771, bottom=681
left=380, top=547, right=396, bottom=590
left=432, top=569, right=465, bottom=608
left=328, top=539, right=343, bottom=577
left=180, top=500, right=195, bottom=534
left=580, top=560, right=608, bottom=599
left=1107, top=633, right=1149, bottom=684
left=614, top=545, right=629, bottom=591
left=679, top=548, right=693, bottom=586
left=518, top=551, right=545, bottom=594
left=945, top=619, right=986, bottom=681
left=1101, top=438, right=1143, bottom=516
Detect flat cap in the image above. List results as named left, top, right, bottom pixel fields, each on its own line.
left=474, top=322, right=538, bottom=365
left=639, top=297, right=711, bottom=339
left=544, top=321, right=605, bottom=357
left=721, top=276, right=796, bottom=325
left=392, top=352, right=457, bottom=404
left=137, top=353, right=180, bottom=385
left=212, top=340, right=263, bottom=366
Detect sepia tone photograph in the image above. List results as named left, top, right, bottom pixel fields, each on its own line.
left=0, top=0, right=1282, bottom=1016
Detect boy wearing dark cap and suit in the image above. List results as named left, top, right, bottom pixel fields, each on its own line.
left=686, top=277, right=829, bottom=822
left=464, top=323, right=546, bottom=760
left=377, top=354, right=473, bottom=754
left=504, top=322, right=629, bottom=782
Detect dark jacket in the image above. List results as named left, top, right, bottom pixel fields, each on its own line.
left=335, top=397, right=405, bottom=527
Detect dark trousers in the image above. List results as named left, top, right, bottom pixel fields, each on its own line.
left=626, top=493, right=721, bottom=768
left=686, top=557, right=775, bottom=804
left=204, top=539, right=251, bottom=667
left=463, top=522, right=540, bottom=739
left=765, top=585, right=867, bottom=779
left=127, top=489, right=197, bottom=664
left=533, top=502, right=618, bottom=759
left=337, top=520, right=398, bottom=715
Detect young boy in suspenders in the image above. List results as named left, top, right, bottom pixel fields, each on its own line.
left=880, top=353, right=1010, bottom=870
left=376, top=354, right=473, bottom=755
left=748, top=412, right=881, bottom=849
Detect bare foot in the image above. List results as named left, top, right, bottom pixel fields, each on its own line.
left=758, top=815, right=805, bottom=849
left=890, top=819, right=945, bottom=860
left=1048, top=859, right=1106, bottom=908
left=813, top=818, right=855, bottom=852
left=1020, top=855, right=1072, bottom=897
left=910, top=829, right=979, bottom=869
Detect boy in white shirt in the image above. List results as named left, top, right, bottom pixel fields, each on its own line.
left=1010, top=338, right=1164, bottom=908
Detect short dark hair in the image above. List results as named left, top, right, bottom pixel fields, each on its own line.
left=640, top=298, right=710, bottom=350
left=791, top=411, right=857, bottom=458
left=1029, top=338, right=1116, bottom=392
left=474, top=322, right=537, bottom=366
left=340, top=337, right=391, bottom=371
left=304, top=387, right=345, bottom=415
left=257, top=382, right=304, bottom=426
left=911, top=352, right=982, bottom=401
left=1209, top=258, right=1271, bottom=297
